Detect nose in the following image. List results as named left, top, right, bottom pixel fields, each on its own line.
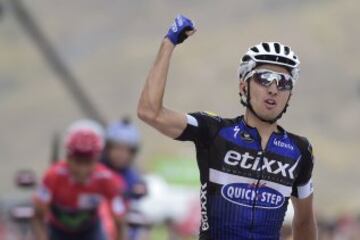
left=267, top=81, right=278, bottom=96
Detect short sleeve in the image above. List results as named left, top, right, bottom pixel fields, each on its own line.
left=175, top=111, right=222, bottom=146
left=103, top=174, right=127, bottom=217
left=291, top=139, right=314, bottom=199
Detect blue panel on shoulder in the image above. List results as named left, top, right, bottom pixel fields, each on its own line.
left=266, top=134, right=301, bottom=160
left=219, top=124, right=259, bottom=151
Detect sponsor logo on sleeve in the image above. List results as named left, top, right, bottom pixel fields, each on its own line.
left=273, top=139, right=294, bottom=151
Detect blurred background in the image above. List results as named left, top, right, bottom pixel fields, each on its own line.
left=0, top=0, right=359, bottom=239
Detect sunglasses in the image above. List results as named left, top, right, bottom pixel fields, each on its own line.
left=245, top=69, right=294, bottom=91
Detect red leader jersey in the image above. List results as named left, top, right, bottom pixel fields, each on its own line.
left=33, top=161, right=127, bottom=232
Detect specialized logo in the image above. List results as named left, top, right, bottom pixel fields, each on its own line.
left=221, top=183, right=285, bottom=209
left=233, top=126, right=240, bottom=138
left=224, top=150, right=298, bottom=179
left=273, top=139, right=294, bottom=151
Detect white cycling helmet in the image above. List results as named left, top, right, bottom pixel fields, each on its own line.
left=238, top=42, right=300, bottom=81
left=105, top=118, right=140, bottom=149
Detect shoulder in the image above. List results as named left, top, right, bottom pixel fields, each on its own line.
left=187, top=111, right=222, bottom=125
left=123, top=168, right=142, bottom=182
left=45, top=161, right=68, bottom=178
left=187, top=111, right=239, bottom=127
left=286, top=132, right=313, bottom=159
left=94, top=163, right=117, bottom=179
left=94, top=163, right=125, bottom=186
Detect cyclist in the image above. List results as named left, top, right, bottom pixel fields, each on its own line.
left=137, top=15, right=317, bottom=240
left=102, top=118, right=148, bottom=240
left=32, top=119, right=127, bottom=240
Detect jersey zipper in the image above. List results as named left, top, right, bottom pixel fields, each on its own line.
left=249, top=135, right=272, bottom=240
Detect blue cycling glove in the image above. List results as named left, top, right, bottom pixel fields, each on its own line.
left=166, top=15, right=195, bottom=45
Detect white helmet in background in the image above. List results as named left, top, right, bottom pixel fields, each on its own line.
left=238, top=42, right=300, bottom=82
left=105, top=118, right=140, bottom=150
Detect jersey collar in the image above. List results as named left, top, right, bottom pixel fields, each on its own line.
left=239, top=115, right=288, bottom=142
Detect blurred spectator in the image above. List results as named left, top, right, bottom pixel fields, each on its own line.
left=102, top=118, right=148, bottom=240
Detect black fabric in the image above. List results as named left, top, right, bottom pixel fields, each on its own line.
left=175, top=112, right=314, bottom=240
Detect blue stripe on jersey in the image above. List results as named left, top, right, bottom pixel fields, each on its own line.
left=266, top=135, right=301, bottom=160
left=219, top=126, right=260, bottom=151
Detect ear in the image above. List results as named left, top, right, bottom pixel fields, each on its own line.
left=239, top=81, right=247, bottom=96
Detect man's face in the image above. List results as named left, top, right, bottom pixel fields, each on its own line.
left=240, top=64, right=292, bottom=122
left=67, top=155, right=98, bottom=182
left=108, top=143, right=135, bottom=170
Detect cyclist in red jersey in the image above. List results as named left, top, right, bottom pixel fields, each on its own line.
left=32, top=120, right=127, bottom=240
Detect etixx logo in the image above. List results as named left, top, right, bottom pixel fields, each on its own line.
left=221, top=183, right=285, bottom=209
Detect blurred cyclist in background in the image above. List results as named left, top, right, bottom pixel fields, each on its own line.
left=32, top=119, right=127, bottom=240
left=101, top=118, right=148, bottom=240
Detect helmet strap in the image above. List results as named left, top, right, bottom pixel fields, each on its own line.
left=239, top=81, right=290, bottom=124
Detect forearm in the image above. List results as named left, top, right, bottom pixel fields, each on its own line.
left=138, top=38, right=175, bottom=120
left=31, top=216, right=48, bottom=240
left=292, top=217, right=318, bottom=240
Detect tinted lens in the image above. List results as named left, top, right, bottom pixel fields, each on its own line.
left=253, top=72, right=273, bottom=86
left=277, top=77, right=293, bottom=90
left=253, top=71, right=293, bottom=91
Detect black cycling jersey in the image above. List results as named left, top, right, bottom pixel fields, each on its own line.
left=176, top=112, right=314, bottom=240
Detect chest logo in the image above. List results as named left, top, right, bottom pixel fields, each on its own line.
left=221, top=183, right=285, bottom=209
left=223, top=150, right=298, bottom=179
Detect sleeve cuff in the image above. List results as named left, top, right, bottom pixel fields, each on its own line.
left=296, top=179, right=314, bottom=199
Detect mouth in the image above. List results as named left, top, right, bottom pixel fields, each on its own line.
left=264, top=99, right=277, bottom=109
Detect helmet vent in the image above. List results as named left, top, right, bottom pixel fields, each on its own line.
left=242, top=55, right=251, bottom=62
left=284, top=46, right=290, bottom=55
left=274, top=43, right=280, bottom=53
left=251, top=47, right=259, bottom=53
left=254, top=54, right=296, bottom=66
left=262, top=42, right=270, bottom=52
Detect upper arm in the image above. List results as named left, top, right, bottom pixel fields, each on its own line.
left=291, top=137, right=316, bottom=223
left=32, top=169, right=54, bottom=219
left=144, top=107, right=188, bottom=139
left=291, top=138, right=314, bottom=199
left=291, top=194, right=315, bottom=224
left=33, top=168, right=55, bottom=207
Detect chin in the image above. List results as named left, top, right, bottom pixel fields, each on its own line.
left=259, top=112, right=280, bottom=122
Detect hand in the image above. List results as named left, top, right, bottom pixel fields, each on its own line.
left=165, top=14, right=196, bottom=46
